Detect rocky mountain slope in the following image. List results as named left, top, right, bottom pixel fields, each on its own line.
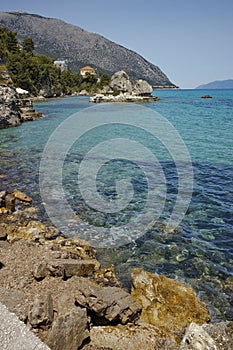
left=0, top=11, right=177, bottom=88
left=196, top=79, right=233, bottom=89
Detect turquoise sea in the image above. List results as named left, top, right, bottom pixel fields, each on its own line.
left=0, top=89, right=232, bottom=321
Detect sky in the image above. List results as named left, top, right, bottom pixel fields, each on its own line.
left=0, top=0, right=232, bottom=88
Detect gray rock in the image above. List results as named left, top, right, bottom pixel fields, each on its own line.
left=180, top=321, right=233, bottom=350
left=132, top=79, right=153, bottom=96
left=33, top=259, right=98, bottom=280
left=0, top=86, right=21, bottom=128
left=28, top=294, right=53, bottom=328
left=109, top=70, right=132, bottom=93
left=74, top=277, right=141, bottom=325
left=0, top=302, right=51, bottom=350
left=46, top=307, right=89, bottom=350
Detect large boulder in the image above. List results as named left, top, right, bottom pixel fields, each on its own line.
left=132, top=79, right=153, bottom=96
left=109, top=70, right=132, bottom=93
left=180, top=321, right=233, bottom=350
left=131, top=268, right=210, bottom=333
left=0, top=85, right=21, bottom=128
left=83, top=322, right=179, bottom=350
left=74, top=277, right=141, bottom=325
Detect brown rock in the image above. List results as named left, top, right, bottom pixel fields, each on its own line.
left=131, top=268, right=210, bottom=332
left=0, top=287, right=28, bottom=321
left=85, top=323, right=179, bottom=350
left=13, top=189, right=32, bottom=203
left=94, top=266, right=122, bottom=287
left=0, top=225, right=7, bottom=240
left=28, top=294, right=54, bottom=328
left=46, top=307, right=89, bottom=350
left=5, top=193, right=15, bottom=212
left=75, top=277, right=141, bottom=325
left=0, top=190, right=7, bottom=207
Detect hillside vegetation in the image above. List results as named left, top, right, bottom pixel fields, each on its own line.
left=0, top=11, right=176, bottom=87
left=0, top=26, right=110, bottom=96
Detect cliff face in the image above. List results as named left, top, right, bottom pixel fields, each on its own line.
left=0, top=85, right=21, bottom=129
left=0, top=11, right=177, bottom=88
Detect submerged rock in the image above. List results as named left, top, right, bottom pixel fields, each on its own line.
left=131, top=268, right=210, bottom=332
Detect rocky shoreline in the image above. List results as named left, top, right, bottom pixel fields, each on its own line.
left=0, top=85, right=42, bottom=129
left=0, top=189, right=232, bottom=349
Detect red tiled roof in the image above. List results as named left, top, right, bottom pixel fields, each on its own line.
left=80, top=66, right=95, bottom=71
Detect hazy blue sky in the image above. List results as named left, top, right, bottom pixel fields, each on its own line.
left=0, top=0, right=232, bottom=88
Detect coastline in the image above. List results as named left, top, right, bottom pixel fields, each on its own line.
left=0, top=188, right=232, bottom=349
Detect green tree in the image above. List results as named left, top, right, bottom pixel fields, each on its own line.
left=22, top=37, right=35, bottom=55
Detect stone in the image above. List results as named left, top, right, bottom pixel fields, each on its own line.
left=85, top=322, right=180, bottom=350
left=28, top=294, right=53, bottom=328
left=180, top=322, right=217, bottom=349
left=33, top=259, right=99, bottom=279
left=51, top=236, right=97, bottom=260
left=0, top=225, right=7, bottom=240
left=0, top=86, right=21, bottom=129
left=5, top=193, right=15, bottom=212
left=201, top=95, right=212, bottom=98
left=109, top=70, right=132, bottom=93
left=132, top=79, right=153, bottom=96
left=203, top=321, right=233, bottom=350
left=13, top=189, right=32, bottom=203
left=46, top=307, right=89, bottom=350
left=0, top=190, right=7, bottom=207
left=6, top=220, right=58, bottom=243
left=75, top=277, right=141, bottom=325
left=94, top=266, right=122, bottom=287
left=131, top=268, right=210, bottom=333
left=0, top=288, right=28, bottom=322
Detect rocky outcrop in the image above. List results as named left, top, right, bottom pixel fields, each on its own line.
left=0, top=85, right=21, bottom=128
left=0, top=193, right=232, bottom=350
left=109, top=70, right=132, bottom=94
left=0, top=85, right=42, bottom=129
left=131, top=268, right=210, bottom=332
left=91, top=70, right=160, bottom=103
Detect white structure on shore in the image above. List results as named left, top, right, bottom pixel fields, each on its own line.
left=54, top=60, right=68, bottom=72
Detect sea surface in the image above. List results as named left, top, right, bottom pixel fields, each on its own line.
left=0, top=89, right=232, bottom=321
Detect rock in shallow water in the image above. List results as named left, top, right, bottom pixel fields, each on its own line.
left=131, top=268, right=210, bottom=332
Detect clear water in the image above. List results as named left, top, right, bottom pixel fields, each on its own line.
left=0, top=90, right=232, bottom=321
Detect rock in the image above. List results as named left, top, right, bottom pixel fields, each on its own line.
left=201, top=95, right=212, bottom=98
left=5, top=193, right=15, bottom=212
left=90, top=93, right=159, bottom=103
left=51, top=236, right=97, bottom=260
left=79, top=89, right=89, bottom=96
left=28, top=294, right=53, bottom=328
left=132, top=79, right=153, bottom=96
left=203, top=321, right=233, bottom=350
left=0, top=85, right=21, bottom=129
left=85, top=322, right=180, bottom=350
left=0, top=190, right=7, bottom=207
left=180, top=323, right=217, bottom=350
left=46, top=307, right=89, bottom=350
left=0, top=287, right=28, bottom=321
left=75, top=277, right=141, bottom=325
left=0, top=225, right=7, bottom=240
left=13, top=189, right=32, bottom=203
left=6, top=220, right=58, bottom=243
left=33, top=259, right=99, bottom=280
left=109, top=70, right=132, bottom=93
left=94, top=266, right=122, bottom=287
left=131, top=268, right=210, bottom=333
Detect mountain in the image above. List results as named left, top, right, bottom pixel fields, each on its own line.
left=196, top=79, right=233, bottom=89
left=0, top=11, right=177, bottom=88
